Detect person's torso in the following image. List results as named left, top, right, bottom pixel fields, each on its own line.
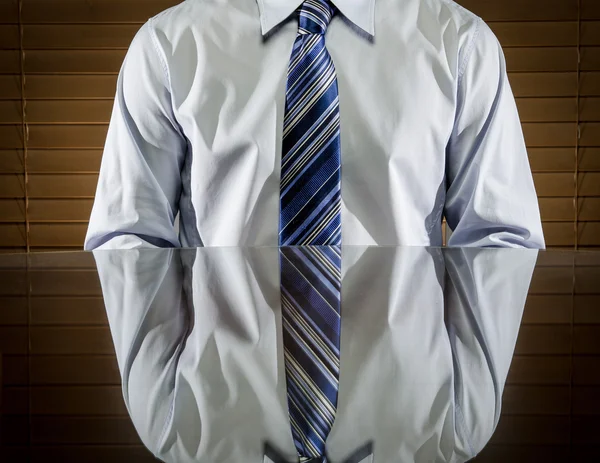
left=151, top=0, right=478, bottom=246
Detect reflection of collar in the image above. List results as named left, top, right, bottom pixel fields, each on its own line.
left=256, top=0, right=376, bottom=37
left=264, top=441, right=374, bottom=463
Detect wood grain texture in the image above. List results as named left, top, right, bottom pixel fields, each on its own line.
left=0, top=0, right=19, bottom=24
left=21, top=0, right=181, bottom=23
left=0, top=75, right=21, bottom=99
left=26, top=75, right=117, bottom=99
left=0, top=25, right=19, bottom=49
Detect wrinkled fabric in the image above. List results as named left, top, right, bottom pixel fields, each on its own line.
left=85, top=0, right=544, bottom=250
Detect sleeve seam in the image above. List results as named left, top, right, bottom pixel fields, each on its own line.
left=147, top=16, right=173, bottom=92
left=458, top=17, right=482, bottom=86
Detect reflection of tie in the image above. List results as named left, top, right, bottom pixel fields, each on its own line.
left=280, top=246, right=341, bottom=462
left=279, top=0, right=341, bottom=246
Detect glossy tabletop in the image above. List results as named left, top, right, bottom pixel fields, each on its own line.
left=0, top=246, right=599, bottom=462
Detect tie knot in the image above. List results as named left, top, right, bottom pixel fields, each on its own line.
left=298, top=0, right=335, bottom=35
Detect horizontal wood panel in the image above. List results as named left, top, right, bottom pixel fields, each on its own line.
left=30, top=327, right=113, bottom=354
left=2, top=355, right=28, bottom=384
left=581, top=71, right=600, bottom=96
left=584, top=0, right=600, bottom=19
left=28, top=125, right=108, bottom=148
left=581, top=97, right=600, bottom=121
left=28, top=149, right=103, bottom=173
left=0, top=125, right=23, bottom=149
left=528, top=148, right=574, bottom=172
left=30, top=416, right=142, bottom=444
left=522, top=123, right=576, bottom=147
left=29, top=356, right=121, bottom=385
left=0, top=327, right=28, bottom=354
left=25, top=100, right=114, bottom=124
left=0, top=50, right=20, bottom=74
left=28, top=199, right=93, bottom=221
left=509, top=73, right=577, bottom=97
left=0, top=296, right=27, bottom=324
left=0, top=224, right=26, bottom=247
left=23, top=25, right=139, bottom=49
left=0, top=253, right=26, bottom=268
left=491, top=22, right=577, bottom=47
left=531, top=222, right=575, bottom=246
left=459, top=0, right=578, bottom=21
left=26, top=75, right=117, bottom=99
left=533, top=173, right=575, bottom=197
left=0, top=199, right=25, bottom=222
left=24, top=50, right=126, bottom=73
left=582, top=21, right=600, bottom=45
left=490, top=416, right=570, bottom=444
left=507, top=356, right=571, bottom=385
left=579, top=222, right=600, bottom=246
left=0, top=75, right=20, bottom=99
left=573, top=416, right=600, bottom=443
left=28, top=250, right=96, bottom=268
left=29, top=447, right=156, bottom=463
left=539, top=198, right=574, bottom=221
left=573, top=386, right=600, bottom=414
left=515, top=325, right=572, bottom=354
left=475, top=446, right=574, bottom=463
left=29, top=174, right=98, bottom=197
left=523, top=294, right=572, bottom=323
left=576, top=266, right=600, bottom=293
left=530, top=266, right=575, bottom=294
left=28, top=386, right=127, bottom=415
left=0, top=149, right=23, bottom=173
left=31, top=297, right=107, bottom=324
left=574, top=326, right=600, bottom=354
left=0, top=99, right=24, bottom=123
left=503, top=385, right=571, bottom=415
left=579, top=198, right=600, bottom=220
left=22, top=0, right=180, bottom=23
left=573, top=357, right=600, bottom=385
left=0, top=25, right=19, bottom=49
left=30, top=223, right=87, bottom=246
left=580, top=147, right=600, bottom=171
left=504, top=48, right=578, bottom=72
left=582, top=47, right=600, bottom=71
left=0, top=0, right=18, bottom=23
left=30, top=269, right=100, bottom=295
left=581, top=123, right=600, bottom=146
left=516, top=97, right=577, bottom=123
left=575, top=295, right=600, bottom=322
left=580, top=173, right=600, bottom=195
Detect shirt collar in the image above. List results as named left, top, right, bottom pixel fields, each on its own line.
left=256, top=0, right=375, bottom=37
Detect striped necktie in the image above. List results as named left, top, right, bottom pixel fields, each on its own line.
left=279, top=0, right=341, bottom=247
left=280, top=245, right=341, bottom=462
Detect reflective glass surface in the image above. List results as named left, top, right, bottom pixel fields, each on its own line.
left=1, top=247, right=599, bottom=462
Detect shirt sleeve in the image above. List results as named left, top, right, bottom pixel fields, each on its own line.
left=84, top=20, right=186, bottom=250
left=444, top=20, right=545, bottom=249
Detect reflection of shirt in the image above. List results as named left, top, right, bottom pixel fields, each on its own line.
left=84, top=0, right=544, bottom=251
left=95, top=246, right=537, bottom=462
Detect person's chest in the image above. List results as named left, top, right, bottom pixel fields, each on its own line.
left=165, top=8, right=458, bottom=183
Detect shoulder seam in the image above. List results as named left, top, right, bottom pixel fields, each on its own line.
left=458, top=17, right=482, bottom=85
left=147, top=16, right=173, bottom=91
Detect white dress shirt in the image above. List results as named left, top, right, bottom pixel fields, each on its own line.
left=94, top=245, right=537, bottom=462
left=85, top=0, right=545, bottom=250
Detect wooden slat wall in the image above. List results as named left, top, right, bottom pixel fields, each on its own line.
left=0, top=0, right=599, bottom=250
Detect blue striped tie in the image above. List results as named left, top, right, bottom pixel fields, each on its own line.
left=279, top=0, right=341, bottom=247
left=280, top=245, right=341, bottom=462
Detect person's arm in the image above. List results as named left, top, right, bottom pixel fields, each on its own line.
left=444, top=20, right=545, bottom=248
left=85, top=19, right=186, bottom=250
